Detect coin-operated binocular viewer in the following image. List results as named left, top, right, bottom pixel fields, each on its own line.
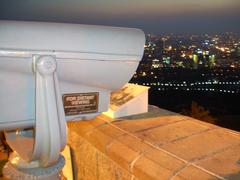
left=0, top=21, right=145, bottom=179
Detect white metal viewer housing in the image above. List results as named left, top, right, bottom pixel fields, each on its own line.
left=0, top=21, right=145, bottom=179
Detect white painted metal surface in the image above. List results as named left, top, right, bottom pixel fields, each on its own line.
left=0, top=21, right=145, bottom=179
left=0, top=20, right=145, bottom=130
left=0, top=20, right=145, bottom=58
left=4, top=55, right=67, bottom=170
left=0, top=20, right=145, bottom=179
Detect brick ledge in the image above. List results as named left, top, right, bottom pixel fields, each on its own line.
left=67, top=105, right=240, bottom=180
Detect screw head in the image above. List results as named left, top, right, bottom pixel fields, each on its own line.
left=36, top=56, right=56, bottom=75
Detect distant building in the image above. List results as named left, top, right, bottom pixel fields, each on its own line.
left=209, top=55, right=216, bottom=68
left=193, top=54, right=198, bottom=69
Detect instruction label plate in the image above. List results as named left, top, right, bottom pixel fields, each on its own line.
left=63, top=92, right=99, bottom=116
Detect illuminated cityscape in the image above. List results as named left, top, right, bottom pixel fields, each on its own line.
left=0, top=1, right=240, bottom=179
left=132, top=32, right=240, bottom=93
left=131, top=32, right=240, bottom=130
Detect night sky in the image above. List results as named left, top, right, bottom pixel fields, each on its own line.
left=0, top=0, right=239, bottom=34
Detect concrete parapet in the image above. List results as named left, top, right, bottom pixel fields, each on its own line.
left=67, top=106, right=240, bottom=180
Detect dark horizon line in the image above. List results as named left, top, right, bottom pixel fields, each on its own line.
left=146, top=32, right=240, bottom=36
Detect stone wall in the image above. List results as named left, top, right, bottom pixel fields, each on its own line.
left=67, top=106, right=240, bottom=180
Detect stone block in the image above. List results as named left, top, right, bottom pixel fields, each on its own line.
left=162, top=128, right=240, bottom=162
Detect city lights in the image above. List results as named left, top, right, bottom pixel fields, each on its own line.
left=131, top=32, right=240, bottom=95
